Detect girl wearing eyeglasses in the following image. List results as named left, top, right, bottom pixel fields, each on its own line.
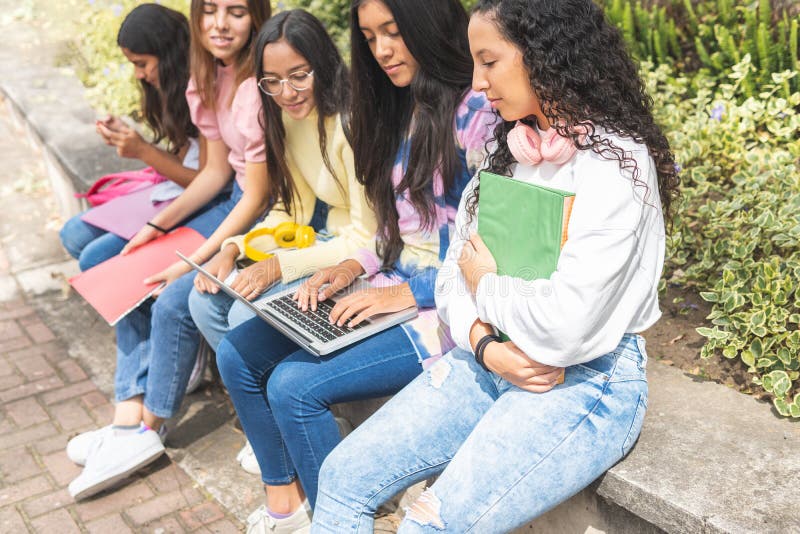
left=204, top=0, right=496, bottom=530
left=66, top=0, right=272, bottom=501
left=189, top=8, right=375, bottom=348
left=186, top=9, right=379, bottom=532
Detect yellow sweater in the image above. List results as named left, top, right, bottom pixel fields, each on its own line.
left=221, top=110, right=377, bottom=283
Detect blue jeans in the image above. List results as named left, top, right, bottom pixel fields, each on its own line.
left=187, top=281, right=264, bottom=352
left=59, top=213, right=127, bottom=271
left=114, top=183, right=246, bottom=418
left=216, top=316, right=423, bottom=508
left=312, top=334, right=649, bottom=533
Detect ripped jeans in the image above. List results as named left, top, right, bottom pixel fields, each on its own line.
left=312, top=334, right=648, bottom=533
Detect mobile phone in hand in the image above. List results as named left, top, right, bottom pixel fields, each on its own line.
left=95, top=115, right=119, bottom=132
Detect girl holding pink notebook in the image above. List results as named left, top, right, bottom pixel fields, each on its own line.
left=65, top=0, right=273, bottom=501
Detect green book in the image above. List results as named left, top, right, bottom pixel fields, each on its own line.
left=477, top=171, right=575, bottom=347
left=478, top=170, right=575, bottom=281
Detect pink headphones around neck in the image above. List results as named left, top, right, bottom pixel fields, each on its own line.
left=507, top=121, right=588, bottom=166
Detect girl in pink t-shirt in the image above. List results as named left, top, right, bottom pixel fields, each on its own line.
left=65, top=0, right=274, bottom=502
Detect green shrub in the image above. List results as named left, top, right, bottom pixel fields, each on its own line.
left=601, top=0, right=800, bottom=95
left=646, top=57, right=800, bottom=417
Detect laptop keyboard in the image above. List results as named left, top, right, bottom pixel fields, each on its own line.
left=263, top=294, right=366, bottom=343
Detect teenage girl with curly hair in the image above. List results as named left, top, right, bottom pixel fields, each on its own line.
left=312, top=0, right=680, bottom=532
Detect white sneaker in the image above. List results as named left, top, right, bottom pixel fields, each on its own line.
left=246, top=501, right=312, bottom=534
left=66, top=423, right=168, bottom=466
left=237, top=417, right=352, bottom=477
left=238, top=441, right=261, bottom=475
left=68, top=426, right=165, bottom=500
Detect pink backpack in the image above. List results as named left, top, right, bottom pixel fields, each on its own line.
left=75, top=167, right=167, bottom=207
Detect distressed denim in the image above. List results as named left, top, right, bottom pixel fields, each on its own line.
left=312, top=334, right=648, bottom=533
left=216, top=316, right=422, bottom=508
left=114, top=183, right=248, bottom=418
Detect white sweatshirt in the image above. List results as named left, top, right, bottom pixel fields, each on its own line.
left=435, top=132, right=665, bottom=368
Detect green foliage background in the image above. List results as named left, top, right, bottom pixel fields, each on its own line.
left=75, top=0, right=800, bottom=417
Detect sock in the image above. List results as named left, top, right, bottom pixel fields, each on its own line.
left=266, top=508, right=293, bottom=520
left=111, top=424, right=140, bottom=435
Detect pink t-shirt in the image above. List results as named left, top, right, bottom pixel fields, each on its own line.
left=186, top=64, right=266, bottom=188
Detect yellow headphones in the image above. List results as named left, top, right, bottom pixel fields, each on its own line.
left=243, top=222, right=316, bottom=261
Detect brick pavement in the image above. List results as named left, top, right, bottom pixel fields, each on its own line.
left=0, top=98, right=243, bottom=532
left=0, top=300, right=242, bottom=533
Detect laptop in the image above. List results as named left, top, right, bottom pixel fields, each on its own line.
left=178, top=252, right=418, bottom=356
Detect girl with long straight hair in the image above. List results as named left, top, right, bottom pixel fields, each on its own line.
left=211, top=0, right=495, bottom=531
left=186, top=10, right=381, bottom=532
left=312, top=0, right=680, bottom=531
left=59, top=3, right=203, bottom=271
left=188, top=8, right=370, bottom=348
left=65, top=0, right=272, bottom=501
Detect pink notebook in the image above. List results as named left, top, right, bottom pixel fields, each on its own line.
left=69, top=227, right=205, bottom=325
left=80, top=185, right=173, bottom=240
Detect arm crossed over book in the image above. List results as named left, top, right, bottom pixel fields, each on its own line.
left=437, top=171, right=573, bottom=381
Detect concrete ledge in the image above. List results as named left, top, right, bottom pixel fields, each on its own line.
left=0, top=43, right=129, bottom=219
left=597, top=363, right=800, bottom=533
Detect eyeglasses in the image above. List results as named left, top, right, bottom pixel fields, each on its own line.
left=257, top=71, right=314, bottom=96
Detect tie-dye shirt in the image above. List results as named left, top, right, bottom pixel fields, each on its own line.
left=352, top=90, right=496, bottom=366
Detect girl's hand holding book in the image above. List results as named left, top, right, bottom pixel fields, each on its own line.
left=121, top=224, right=163, bottom=256
left=145, top=260, right=191, bottom=297
left=458, top=233, right=497, bottom=294
left=484, top=341, right=564, bottom=393
left=293, top=259, right=364, bottom=312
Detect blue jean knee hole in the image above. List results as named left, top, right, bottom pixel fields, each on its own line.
left=405, top=488, right=446, bottom=530
left=427, top=359, right=451, bottom=389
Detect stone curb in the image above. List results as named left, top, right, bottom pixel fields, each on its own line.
left=0, top=58, right=130, bottom=219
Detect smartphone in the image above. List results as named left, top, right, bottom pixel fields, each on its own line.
left=95, top=116, right=119, bottom=132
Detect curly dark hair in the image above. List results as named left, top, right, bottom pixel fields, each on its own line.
left=117, top=4, right=197, bottom=153
left=469, top=0, right=680, bottom=223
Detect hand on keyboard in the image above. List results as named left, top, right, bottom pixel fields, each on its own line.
left=293, top=259, right=365, bottom=312
left=328, top=284, right=417, bottom=328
